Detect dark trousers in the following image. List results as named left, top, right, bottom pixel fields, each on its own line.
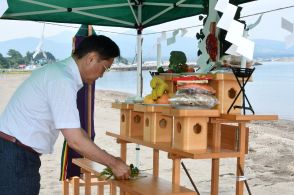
left=0, top=138, right=41, bottom=195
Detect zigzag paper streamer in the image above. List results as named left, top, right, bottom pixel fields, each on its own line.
left=215, top=0, right=254, bottom=60
left=281, top=17, right=293, bottom=33
left=281, top=18, right=294, bottom=49
left=33, top=23, right=47, bottom=59
left=285, top=34, right=294, bottom=49
left=216, top=3, right=237, bottom=30
left=197, top=0, right=218, bottom=73
left=0, top=0, right=8, bottom=17
left=181, top=29, right=188, bottom=37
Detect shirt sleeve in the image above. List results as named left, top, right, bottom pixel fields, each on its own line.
left=47, top=79, right=81, bottom=129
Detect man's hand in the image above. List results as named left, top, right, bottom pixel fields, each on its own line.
left=109, top=157, right=131, bottom=180
left=61, top=128, right=130, bottom=179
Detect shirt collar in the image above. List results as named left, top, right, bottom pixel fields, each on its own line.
left=64, top=57, right=83, bottom=89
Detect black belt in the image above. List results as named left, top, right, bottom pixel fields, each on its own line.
left=0, top=131, right=41, bottom=156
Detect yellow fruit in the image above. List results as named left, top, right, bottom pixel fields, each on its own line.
left=144, top=95, right=155, bottom=104
left=150, top=77, right=165, bottom=89
left=151, top=90, right=157, bottom=100
left=156, top=83, right=168, bottom=97
left=150, top=77, right=159, bottom=88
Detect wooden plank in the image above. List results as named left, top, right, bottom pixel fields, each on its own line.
left=172, top=158, right=181, bottom=185
left=98, top=183, right=104, bottom=195
left=110, top=183, right=117, bottom=195
left=210, top=73, right=253, bottom=81
left=220, top=114, right=278, bottom=121
left=72, top=176, right=80, bottom=195
left=112, top=102, right=134, bottom=110
left=120, top=142, right=127, bottom=162
left=209, top=73, right=237, bottom=81
left=153, top=149, right=159, bottom=177
left=134, top=104, right=170, bottom=113
left=211, top=123, right=221, bottom=195
left=236, top=123, right=246, bottom=195
left=84, top=171, right=91, bottom=195
left=106, top=132, right=240, bottom=159
left=62, top=180, right=69, bottom=195
left=166, top=108, right=220, bottom=117
left=73, top=159, right=102, bottom=176
left=111, top=173, right=196, bottom=195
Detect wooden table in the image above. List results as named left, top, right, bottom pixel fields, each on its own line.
left=105, top=112, right=278, bottom=195
left=72, top=158, right=196, bottom=195
left=72, top=110, right=277, bottom=195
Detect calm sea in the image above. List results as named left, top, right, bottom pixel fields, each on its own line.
left=96, top=62, right=294, bottom=120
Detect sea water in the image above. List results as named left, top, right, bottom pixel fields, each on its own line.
left=96, top=62, right=294, bottom=120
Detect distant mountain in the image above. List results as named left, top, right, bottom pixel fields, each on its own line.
left=0, top=31, right=293, bottom=61
left=253, top=39, right=294, bottom=58
left=0, top=36, right=72, bottom=60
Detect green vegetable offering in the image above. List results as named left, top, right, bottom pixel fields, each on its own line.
left=99, top=164, right=140, bottom=180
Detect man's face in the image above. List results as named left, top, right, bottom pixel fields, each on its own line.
left=81, top=52, right=114, bottom=84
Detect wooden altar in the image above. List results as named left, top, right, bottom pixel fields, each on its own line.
left=69, top=102, right=277, bottom=195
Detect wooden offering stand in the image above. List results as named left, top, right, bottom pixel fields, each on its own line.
left=69, top=72, right=276, bottom=195
left=70, top=102, right=277, bottom=195
left=104, top=106, right=277, bottom=195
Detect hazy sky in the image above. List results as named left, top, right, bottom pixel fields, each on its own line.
left=0, top=0, right=293, bottom=42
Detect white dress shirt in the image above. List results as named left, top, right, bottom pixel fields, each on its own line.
left=0, top=57, right=83, bottom=154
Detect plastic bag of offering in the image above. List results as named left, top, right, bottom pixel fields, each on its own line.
left=169, top=93, right=218, bottom=109
left=177, top=83, right=216, bottom=94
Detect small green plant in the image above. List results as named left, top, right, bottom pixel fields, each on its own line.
left=99, top=164, right=140, bottom=180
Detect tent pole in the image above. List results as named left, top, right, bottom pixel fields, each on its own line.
left=136, top=32, right=142, bottom=97
left=157, top=42, right=162, bottom=68
left=87, top=25, right=93, bottom=138
left=135, top=1, right=143, bottom=168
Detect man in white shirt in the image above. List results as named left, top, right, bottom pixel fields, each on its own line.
left=0, top=35, right=130, bottom=195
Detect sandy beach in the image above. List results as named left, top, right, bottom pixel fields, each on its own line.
left=0, top=73, right=293, bottom=195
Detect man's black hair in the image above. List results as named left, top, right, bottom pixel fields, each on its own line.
left=73, top=35, right=120, bottom=60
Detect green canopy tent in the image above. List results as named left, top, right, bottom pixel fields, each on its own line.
left=1, top=0, right=256, bottom=96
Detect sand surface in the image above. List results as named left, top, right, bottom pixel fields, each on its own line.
left=0, top=73, right=293, bottom=195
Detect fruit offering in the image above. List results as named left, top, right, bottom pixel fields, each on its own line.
left=144, top=77, right=170, bottom=104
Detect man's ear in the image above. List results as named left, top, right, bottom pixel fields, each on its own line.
left=86, top=52, right=97, bottom=66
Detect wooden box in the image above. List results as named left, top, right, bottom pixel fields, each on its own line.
left=173, top=117, right=209, bottom=151
left=112, top=103, right=133, bottom=136
left=209, top=73, right=242, bottom=114
left=207, top=124, right=249, bottom=153
left=157, top=73, right=245, bottom=114
left=134, top=104, right=172, bottom=143
left=129, top=111, right=144, bottom=137
left=112, top=103, right=143, bottom=137
left=163, top=109, right=220, bottom=151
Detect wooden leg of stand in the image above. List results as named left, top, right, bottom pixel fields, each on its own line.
left=120, top=141, right=127, bottom=162
left=153, top=149, right=159, bottom=177
left=84, top=171, right=91, bottom=195
left=211, top=159, right=220, bottom=195
left=120, top=141, right=127, bottom=195
left=211, top=123, right=221, bottom=195
left=120, top=191, right=126, bottom=195
left=172, top=158, right=181, bottom=185
left=236, top=122, right=246, bottom=195
left=97, top=183, right=104, bottom=195
left=62, top=180, right=69, bottom=195
left=72, top=176, right=80, bottom=195
left=110, top=183, right=117, bottom=195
